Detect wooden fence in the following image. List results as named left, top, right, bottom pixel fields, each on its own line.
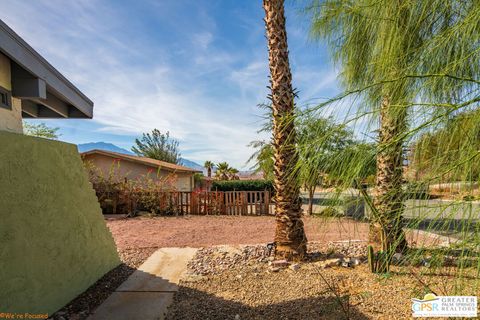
left=192, top=190, right=271, bottom=215
left=102, top=190, right=272, bottom=216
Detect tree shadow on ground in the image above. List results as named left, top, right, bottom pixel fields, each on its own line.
left=167, top=285, right=369, bottom=320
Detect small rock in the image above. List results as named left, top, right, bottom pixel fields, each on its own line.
left=422, top=259, right=431, bottom=268
left=341, top=260, right=353, bottom=268
left=235, top=274, right=242, bottom=279
left=289, top=263, right=300, bottom=271
left=272, top=259, right=290, bottom=268
left=351, top=257, right=361, bottom=266
left=317, top=258, right=341, bottom=269
left=392, top=253, right=403, bottom=263
left=235, top=314, right=240, bottom=320
left=267, top=256, right=275, bottom=261
left=392, top=253, right=410, bottom=266
left=444, top=256, right=455, bottom=266
left=269, top=267, right=280, bottom=272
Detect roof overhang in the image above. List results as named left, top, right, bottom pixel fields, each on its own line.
left=81, top=149, right=202, bottom=174
left=0, top=19, right=93, bottom=118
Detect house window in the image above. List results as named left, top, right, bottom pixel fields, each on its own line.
left=0, top=86, right=11, bottom=110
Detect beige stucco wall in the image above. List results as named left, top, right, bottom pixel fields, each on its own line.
left=0, top=53, right=22, bottom=133
left=84, top=153, right=194, bottom=191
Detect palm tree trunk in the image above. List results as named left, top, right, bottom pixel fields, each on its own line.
left=263, top=0, right=307, bottom=260
left=371, top=95, right=408, bottom=254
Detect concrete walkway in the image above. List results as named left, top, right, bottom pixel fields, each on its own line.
left=88, top=247, right=197, bottom=320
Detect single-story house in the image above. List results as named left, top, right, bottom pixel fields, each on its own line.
left=0, top=19, right=93, bottom=133
left=81, top=149, right=201, bottom=191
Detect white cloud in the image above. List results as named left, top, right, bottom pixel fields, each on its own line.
left=294, top=67, right=340, bottom=103
left=192, top=32, right=213, bottom=50
left=0, top=0, right=269, bottom=168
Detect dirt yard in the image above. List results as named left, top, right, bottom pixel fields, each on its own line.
left=106, top=215, right=369, bottom=250
left=106, top=215, right=447, bottom=251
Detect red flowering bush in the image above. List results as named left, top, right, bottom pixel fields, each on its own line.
left=84, top=161, right=179, bottom=216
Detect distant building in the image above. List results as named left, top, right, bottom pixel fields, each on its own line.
left=238, top=171, right=265, bottom=180
left=81, top=149, right=201, bottom=191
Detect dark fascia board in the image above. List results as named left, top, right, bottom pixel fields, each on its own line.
left=0, top=19, right=93, bottom=118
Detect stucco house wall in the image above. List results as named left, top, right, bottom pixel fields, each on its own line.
left=0, top=53, right=22, bottom=133
left=83, top=153, right=195, bottom=192
left=0, top=131, right=119, bottom=315
left=0, top=19, right=118, bottom=316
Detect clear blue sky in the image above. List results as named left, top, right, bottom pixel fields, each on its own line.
left=0, top=0, right=341, bottom=168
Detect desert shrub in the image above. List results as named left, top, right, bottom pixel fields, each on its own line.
left=131, top=174, right=179, bottom=215
left=404, top=181, right=430, bottom=199
left=463, top=195, right=475, bottom=201
left=84, top=161, right=179, bottom=216
left=211, top=179, right=274, bottom=192
left=317, top=206, right=342, bottom=217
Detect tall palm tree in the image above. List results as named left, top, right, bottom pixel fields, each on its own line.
left=263, top=0, right=307, bottom=260
left=204, top=160, right=214, bottom=178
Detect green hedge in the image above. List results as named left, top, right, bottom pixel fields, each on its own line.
left=212, top=179, right=274, bottom=192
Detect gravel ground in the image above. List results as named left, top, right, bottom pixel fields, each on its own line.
left=167, top=243, right=480, bottom=320
left=47, top=216, right=453, bottom=320
left=48, top=247, right=157, bottom=320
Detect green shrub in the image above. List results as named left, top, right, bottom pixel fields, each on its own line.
left=317, top=206, right=341, bottom=217
left=211, top=179, right=274, bottom=192
left=404, top=181, right=430, bottom=199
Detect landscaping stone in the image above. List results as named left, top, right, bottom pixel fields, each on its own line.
left=186, top=242, right=369, bottom=276
left=392, top=252, right=405, bottom=265
left=271, top=259, right=290, bottom=268
left=289, top=263, right=300, bottom=271
left=351, top=257, right=361, bottom=266
left=167, top=242, right=479, bottom=320
left=268, top=267, right=280, bottom=273
left=316, top=258, right=342, bottom=269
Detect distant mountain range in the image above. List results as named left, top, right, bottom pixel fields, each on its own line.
left=78, top=142, right=135, bottom=155
left=178, top=158, right=204, bottom=172
left=77, top=142, right=204, bottom=172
